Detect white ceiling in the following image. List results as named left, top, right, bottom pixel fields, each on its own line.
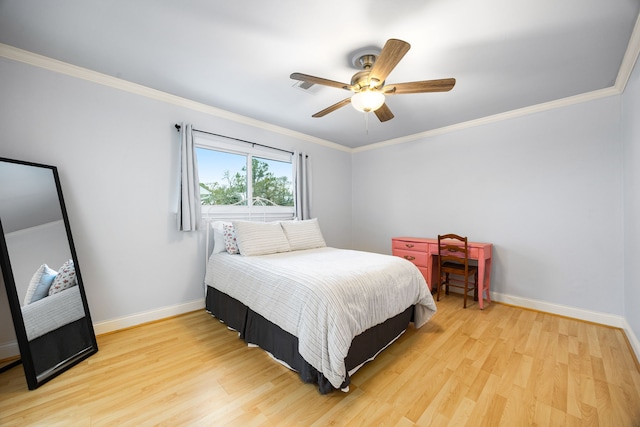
left=1, top=0, right=639, bottom=149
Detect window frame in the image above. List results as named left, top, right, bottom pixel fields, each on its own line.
left=193, top=132, right=295, bottom=222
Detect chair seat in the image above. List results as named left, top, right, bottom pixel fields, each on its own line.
left=441, top=262, right=478, bottom=273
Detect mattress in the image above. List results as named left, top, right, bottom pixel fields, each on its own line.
left=204, top=246, right=437, bottom=389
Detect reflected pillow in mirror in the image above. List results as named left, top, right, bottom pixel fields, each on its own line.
left=48, top=259, right=77, bottom=296
left=22, top=264, right=58, bottom=305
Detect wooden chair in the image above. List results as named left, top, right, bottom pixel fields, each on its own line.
left=437, top=234, right=479, bottom=308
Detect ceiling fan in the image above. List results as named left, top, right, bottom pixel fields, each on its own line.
left=290, top=39, right=456, bottom=122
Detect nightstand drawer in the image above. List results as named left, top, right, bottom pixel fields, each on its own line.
left=439, top=247, right=480, bottom=259
left=392, top=249, right=428, bottom=268
left=393, top=239, right=429, bottom=252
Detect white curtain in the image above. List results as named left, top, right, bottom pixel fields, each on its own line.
left=293, top=151, right=312, bottom=220
left=177, top=123, right=201, bottom=231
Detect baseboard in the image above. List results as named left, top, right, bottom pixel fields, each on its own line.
left=0, top=298, right=206, bottom=361
left=3, top=295, right=638, bottom=365
left=490, top=291, right=626, bottom=327
left=0, top=341, right=19, bottom=361
left=622, top=318, right=640, bottom=365
left=490, top=291, right=640, bottom=363
left=92, top=298, right=205, bottom=336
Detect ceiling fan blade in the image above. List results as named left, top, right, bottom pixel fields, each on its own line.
left=312, top=98, right=352, bottom=118
left=374, top=103, right=394, bottom=122
left=290, top=72, right=352, bottom=91
left=368, top=39, right=411, bottom=88
left=383, top=78, right=456, bottom=94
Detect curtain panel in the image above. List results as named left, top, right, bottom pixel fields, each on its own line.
left=177, top=123, right=201, bottom=231
left=294, top=151, right=312, bottom=220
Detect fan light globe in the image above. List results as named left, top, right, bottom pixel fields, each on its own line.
left=351, top=91, right=385, bottom=113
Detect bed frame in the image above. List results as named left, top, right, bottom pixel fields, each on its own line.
left=205, top=285, right=415, bottom=393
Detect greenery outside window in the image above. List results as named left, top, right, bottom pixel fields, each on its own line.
left=194, top=133, right=295, bottom=222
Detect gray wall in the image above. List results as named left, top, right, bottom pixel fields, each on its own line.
left=352, top=95, right=624, bottom=316
left=0, top=57, right=352, bottom=348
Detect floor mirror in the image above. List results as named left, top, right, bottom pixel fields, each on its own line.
left=0, top=157, right=97, bottom=389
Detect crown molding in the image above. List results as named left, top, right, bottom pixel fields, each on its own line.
left=353, top=86, right=621, bottom=153
left=616, top=11, right=640, bottom=92
left=0, top=43, right=349, bottom=154
left=355, top=12, right=640, bottom=153
left=2, top=23, right=639, bottom=156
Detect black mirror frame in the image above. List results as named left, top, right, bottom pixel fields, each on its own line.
left=0, top=157, right=98, bottom=390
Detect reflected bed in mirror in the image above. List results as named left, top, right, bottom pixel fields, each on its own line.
left=0, top=157, right=97, bottom=389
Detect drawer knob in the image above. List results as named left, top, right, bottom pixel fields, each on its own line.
left=405, top=243, right=414, bottom=248
left=404, top=255, right=415, bottom=261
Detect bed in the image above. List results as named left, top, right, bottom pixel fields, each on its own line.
left=203, top=219, right=437, bottom=393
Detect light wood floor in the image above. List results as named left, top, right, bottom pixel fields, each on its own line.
left=1, top=294, right=639, bottom=426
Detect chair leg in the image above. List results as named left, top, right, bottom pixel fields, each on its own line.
left=436, top=275, right=441, bottom=301
left=474, top=272, right=479, bottom=301
left=445, top=273, right=450, bottom=295
left=463, top=275, right=468, bottom=309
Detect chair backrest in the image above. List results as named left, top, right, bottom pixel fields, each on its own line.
left=438, top=233, right=470, bottom=272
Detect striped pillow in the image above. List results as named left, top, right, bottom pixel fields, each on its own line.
left=232, top=221, right=291, bottom=256
left=281, top=218, right=326, bottom=251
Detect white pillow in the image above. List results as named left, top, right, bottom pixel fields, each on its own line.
left=23, top=264, right=58, bottom=305
left=211, top=221, right=230, bottom=254
left=281, top=218, right=326, bottom=251
left=232, top=221, right=291, bottom=256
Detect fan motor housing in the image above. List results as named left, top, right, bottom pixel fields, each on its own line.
left=350, top=49, right=384, bottom=90
left=350, top=70, right=383, bottom=91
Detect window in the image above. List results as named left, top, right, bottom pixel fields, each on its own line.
left=194, top=132, right=295, bottom=221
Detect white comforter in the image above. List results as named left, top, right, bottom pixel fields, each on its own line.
left=204, top=247, right=437, bottom=389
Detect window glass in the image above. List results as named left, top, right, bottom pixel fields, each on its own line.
left=194, top=136, right=295, bottom=221
left=252, top=156, right=294, bottom=207
left=196, top=148, right=247, bottom=205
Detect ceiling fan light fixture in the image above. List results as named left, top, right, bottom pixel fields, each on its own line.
left=351, top=90, right=385, bottom=113
left=290, top=39, right=455, bottom=121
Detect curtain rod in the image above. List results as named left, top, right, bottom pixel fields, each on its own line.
left=175, top=124, right=294, bottom=156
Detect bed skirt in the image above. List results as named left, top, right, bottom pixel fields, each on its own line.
left=205, top=285, right=414, bottom=394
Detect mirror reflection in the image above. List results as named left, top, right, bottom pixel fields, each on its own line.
left=0, top=158, right=97, bottom=389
